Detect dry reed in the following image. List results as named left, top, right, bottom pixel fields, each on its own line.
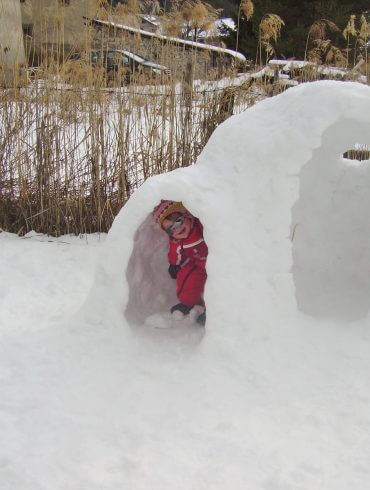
left=257, top=13, right=285, bottom=65
left=0, top=63, right=255, bottom=236
left=1, top=0, right=253, bottom=236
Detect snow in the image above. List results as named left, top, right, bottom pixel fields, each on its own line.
left=268, top=59, right=362, bottom=82
left=317, top=65, right=348, bottom=78
left=269, top=59, right=293, bottom=66
left=0, top=232, right=103, bottom=335
left=114, top=48, right=169, bottom=71
left=1, top=81, right=370, bottom=489
left=184, top=18, right=236, bottom=40
left=216, top=17, right=236, bottom=33
left=280, top=60, right=314, bottom=70
left=249, top=65, right=275, bottom=78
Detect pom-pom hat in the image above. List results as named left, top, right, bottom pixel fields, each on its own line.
left=153, top=200, right=186, bottom=226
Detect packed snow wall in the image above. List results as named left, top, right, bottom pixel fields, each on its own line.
left=292, top=124, right=370, bottom=321
left=86, top=81, right=370, bottom=329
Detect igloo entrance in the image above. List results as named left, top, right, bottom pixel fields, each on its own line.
left=124, top=214, right=178, bottom=325
left=124, top=204, right=208, bottom=327
left=292, top=122, right=370, bottom=322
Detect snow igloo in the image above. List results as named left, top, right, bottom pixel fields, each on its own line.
left=87, top=81, right=370, bottom=330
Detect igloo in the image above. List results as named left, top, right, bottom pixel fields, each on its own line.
left=86, top=81, right=370, bottom=330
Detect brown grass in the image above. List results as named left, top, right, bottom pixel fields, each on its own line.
left=0, top=63, right=255, bottom=236
left=257, top=14, right=285, bottom=65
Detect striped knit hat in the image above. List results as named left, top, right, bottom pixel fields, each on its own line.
left=153, top=200, right=186, bottom=226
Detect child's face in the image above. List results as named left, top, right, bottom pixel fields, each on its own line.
left=162, top=212, right=193, bottom=239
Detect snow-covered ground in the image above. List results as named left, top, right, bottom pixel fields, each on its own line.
left=0, top=232, right=103, bottom=336
left=1, top=81, right=370, bottom=490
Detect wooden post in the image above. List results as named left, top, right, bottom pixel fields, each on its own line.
left=0, top=0, right=26, bottom=87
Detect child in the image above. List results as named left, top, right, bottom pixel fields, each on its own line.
left=153, top=200, right=208, bottom=325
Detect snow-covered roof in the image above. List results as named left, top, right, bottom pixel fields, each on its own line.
left=91, top=18, right=246, bottom=62
left=116, top=49, right=169, bottom=71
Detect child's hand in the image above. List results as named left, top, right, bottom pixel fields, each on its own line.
left=168, top=264, right=179, bottom=279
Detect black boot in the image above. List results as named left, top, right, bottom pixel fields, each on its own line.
left=170, top=303, right=192, bottom=315
left=196, top=311, right=206, bottom=326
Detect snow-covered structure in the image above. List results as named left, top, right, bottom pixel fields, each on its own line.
left=87, top=80, right=370, bottom=331
left=91, top=18, right=246, bottom=79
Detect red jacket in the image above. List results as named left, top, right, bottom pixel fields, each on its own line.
left=168, top=218, right=208, bottom=269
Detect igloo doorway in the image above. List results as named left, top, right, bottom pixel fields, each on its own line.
left=124, top=214, right=178, bottom=326
left=291, top=122, right=370, bottom=322
left=124, top=206, right=208, bottom=328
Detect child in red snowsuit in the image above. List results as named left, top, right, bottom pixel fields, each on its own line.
left=153, top=200, right=208, bottom=325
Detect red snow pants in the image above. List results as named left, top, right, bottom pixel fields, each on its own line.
left=176, top=262, right=207, bottom=307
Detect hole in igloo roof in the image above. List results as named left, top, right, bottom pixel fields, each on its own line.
left=343, top=144, right=370, bottom=162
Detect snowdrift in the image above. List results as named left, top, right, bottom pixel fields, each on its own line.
left=86, top=81, right=370, bottom=329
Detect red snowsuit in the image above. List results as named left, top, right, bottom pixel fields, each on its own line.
left=168, top=219, right=208, bottom=307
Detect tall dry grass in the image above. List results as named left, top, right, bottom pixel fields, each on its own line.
left=0, top=61, right=255, bottom=236
left=1, top=0, right=254, bottom=236
left=257, top=13, right=285, bottom=65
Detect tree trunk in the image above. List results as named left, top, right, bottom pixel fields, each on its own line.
left=0, top=0, right=26, bottom=87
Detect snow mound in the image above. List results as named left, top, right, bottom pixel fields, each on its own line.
left=86, top=81, right=370, bottom=329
